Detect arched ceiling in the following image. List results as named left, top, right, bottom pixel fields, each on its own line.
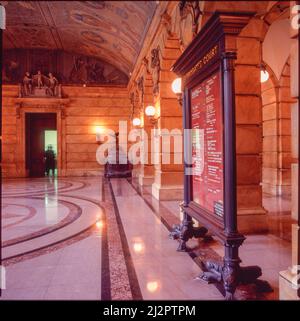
left=2, top=1, right=157, bottom=76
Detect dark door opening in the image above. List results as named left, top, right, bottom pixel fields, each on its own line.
left=25, top=113, right=57, bottom=177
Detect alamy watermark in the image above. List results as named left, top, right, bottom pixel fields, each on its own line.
left=95, top=121, right=209, bottom=176
left=291, top=4, right=300, bottom=30
left=0, top=265, right=6, bottom=290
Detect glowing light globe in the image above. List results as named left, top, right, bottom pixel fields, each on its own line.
left=145, top=105, right=156, bottom=116
left=260, top=70, right=269, bottom=83
left=171, top=78, right=182, bottom=94
left=132, top=118, right=141, bottom=126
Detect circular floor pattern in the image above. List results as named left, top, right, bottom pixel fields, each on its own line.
left=2, top=197, right=82, bottom=248
left=2, top=203, right=37, bottom=229
left=2, top=178, right=93, bottom=198
left=2, top=178, right=73, bottom=197
left=1, top=177, right=103, bottom=263
left=2, top=196, right=102, bottom=260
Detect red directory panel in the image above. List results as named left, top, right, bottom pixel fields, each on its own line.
left=190, top=71, right=224, bottom=217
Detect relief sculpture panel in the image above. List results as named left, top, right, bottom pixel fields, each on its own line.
left=3, top=49, right=129, bottom=86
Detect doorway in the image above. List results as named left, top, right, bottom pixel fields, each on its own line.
left=25, top=113, right=57, bottom=177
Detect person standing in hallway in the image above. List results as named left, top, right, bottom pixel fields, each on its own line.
left=44, top=145, right=56, bottom=176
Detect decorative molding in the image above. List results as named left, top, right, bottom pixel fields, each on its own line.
left=15, top=97, right=69, bottom=106
left=14, top=97, right=69, bottom=120
left=15, top=102, right=22, bottom=119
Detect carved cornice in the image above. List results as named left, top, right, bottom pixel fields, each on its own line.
left=14, top=97, right=70, bottom=119
left=15, top=97, right=70, bottom=107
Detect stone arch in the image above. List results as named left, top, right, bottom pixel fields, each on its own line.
left=276, top=59, right=294, bottom=196
left=258, top=1, right=294, bottom=197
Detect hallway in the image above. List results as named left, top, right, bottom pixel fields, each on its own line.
left=1, top=177, right=291, bottom=300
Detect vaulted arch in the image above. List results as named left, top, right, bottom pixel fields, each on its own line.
left=2, top=1, right=157, bottom=77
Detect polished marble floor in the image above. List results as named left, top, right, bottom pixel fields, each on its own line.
left=0, top=177, right=292, bottom=300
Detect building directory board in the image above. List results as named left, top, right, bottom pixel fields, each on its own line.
left=190, top=71, right=224, bottom=217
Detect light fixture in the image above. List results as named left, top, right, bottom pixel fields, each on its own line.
left=145, top=105, right=156, bottom=117
left=95, top=126, right=104, bottom=134
left=171, top=77, right=182, bottom=106
left=95, top=126, right=105, bottom=144
left=260, top=63, right=269, bottom=83
left=132, top=117, right=141, bottom=126
left=260, top=69, right=269, bottom=83
left=145, top=105, right=158, bottom=125
left=171, top=77, right=182, bottom=94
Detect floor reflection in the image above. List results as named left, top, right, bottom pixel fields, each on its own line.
left=0, top=177, right=293, bottom=300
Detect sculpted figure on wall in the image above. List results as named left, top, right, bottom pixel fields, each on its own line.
left=179, top=0, right=201, bottom=36
left=178, top=0, right=202, bottom=51
left=20, top=71, right=60, bottom=97
left=3, top=59, right=20, bottom=82
left=46, top=73, right=59, bottom=96
left=150, top=47, right=160, bottom=97
left=69, top=56, right=87, bottom=83
left=69, top=55, right=115, bottom=84
left=34, top=70, right=44, bottom=88
left=22, top=71, right=32, bottom=96
left=137, top=76, right=144, bottom=106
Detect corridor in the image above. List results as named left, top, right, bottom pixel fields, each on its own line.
left=1, top=177, right=291, bottom=300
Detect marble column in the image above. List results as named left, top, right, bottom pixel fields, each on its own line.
left=151, top=37, right=184, bottom=200
left=279, top=1, right=300, bottom=300
left=138, top=74, right=155, bottom=186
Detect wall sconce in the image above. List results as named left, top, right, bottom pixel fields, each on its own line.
left=260, top=63, right=269, bottom=83
left=171, top=77, right=182, bottom=106
left=95, top=126, right=104, bottom=144
left=145, top=105, right=158, bottom=125
left=132, top=117, right=142, bottom=127
left=260, top=69, right=269, bottom=83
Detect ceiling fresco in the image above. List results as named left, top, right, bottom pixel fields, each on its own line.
left=2, top=1, right=157, bottom=77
